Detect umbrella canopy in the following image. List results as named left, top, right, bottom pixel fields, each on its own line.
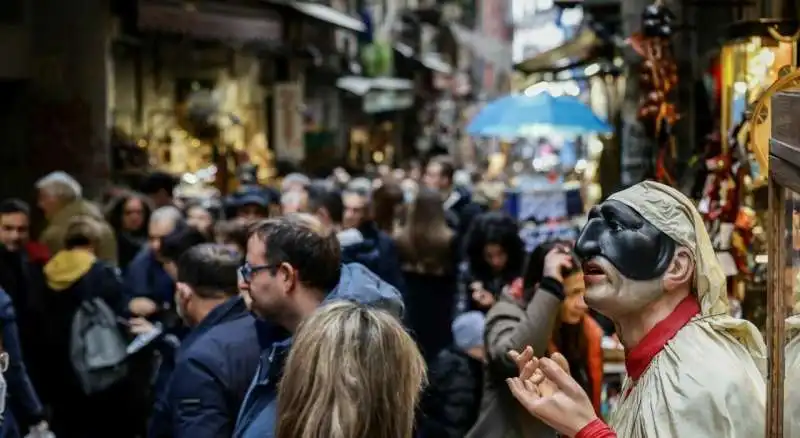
left=466, top=91, right=612, bottom=137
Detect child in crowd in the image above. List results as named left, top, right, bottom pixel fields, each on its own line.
left=418, top=311, right=485, bottom=438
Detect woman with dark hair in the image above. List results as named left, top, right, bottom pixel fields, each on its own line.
left=394, top=188, right=459, bottom=362
left=463, top=212, right=525, bottom=312
left=510, top=240, right=604, bottom=412
left=468, top=241, right=601, bottom=438
left=372, top=182, right=405, bottom=233
left=105, top=191, right=152, bottom=271
left=184, top=200, right=222, bottom=239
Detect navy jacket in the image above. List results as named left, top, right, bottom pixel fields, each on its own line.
left=340, top=223, right=406, bottom=295
left=149, top=296, right=260, bottom=438
left=124, top=249, right=175, bottom=311
left=444, top=187, right=482, bottom=243
left=0, top=289, right=44, bottom=437
left=232, top=263, right=405, bottom=438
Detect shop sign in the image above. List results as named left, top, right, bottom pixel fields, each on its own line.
left=273, top=82, right=305, bottom=163
left=138, top=0, right=283, bottom=44
left=362, top=90, right=414, bottom=113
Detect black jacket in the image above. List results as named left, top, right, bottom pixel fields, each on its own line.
left=418, top=347, right=483, bottom=438
left=340, top=222, right=406, bottom=295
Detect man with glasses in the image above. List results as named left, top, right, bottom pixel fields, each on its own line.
left=233, top=213, right=404, bottom=438
left=149, top=244, right=261, bottom=438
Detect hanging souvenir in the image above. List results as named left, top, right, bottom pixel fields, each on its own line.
left=630, top=0, right=679, bottom=185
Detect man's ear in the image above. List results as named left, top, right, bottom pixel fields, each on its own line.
left=663, top=247, right=694, bottom=292
left=176, top=282, right=193, bottom=302
left=315, top=207, right=331, bottom=225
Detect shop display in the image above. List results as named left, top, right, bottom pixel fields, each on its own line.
left=631, top=0, right=679, bottom=185
left=721, top=19, right=798, bottom=178
left=693, top=20, right=800, bottom=328
left=110, top=50, right=272, bottom=191
left=695, top=118, right=765, bottom=318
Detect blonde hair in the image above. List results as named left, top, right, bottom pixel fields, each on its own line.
left=276, top=301, right=426, bottom=438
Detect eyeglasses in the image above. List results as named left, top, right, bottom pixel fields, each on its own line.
left=0, top=352, right=9, bottom=373
left=238, top=262, right=275, bottom=283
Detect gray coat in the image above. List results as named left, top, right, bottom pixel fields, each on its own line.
left=466, top=288, right=562, bottom=438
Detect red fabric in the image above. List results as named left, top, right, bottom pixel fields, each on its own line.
left=25, top=241, right=50, bottom=264
left=624, top=295, right=700, bottom=381
left=575, top=419, right=617, bottom=438
left=509, top=277, right=524, bottom=300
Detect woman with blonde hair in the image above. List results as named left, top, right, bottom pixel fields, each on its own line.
left=276, top=300, right=426, bottom=438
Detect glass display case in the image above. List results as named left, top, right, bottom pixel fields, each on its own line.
left=723, top=19, right=798, bottom=178
left=767, top=89, right=800, bottom=438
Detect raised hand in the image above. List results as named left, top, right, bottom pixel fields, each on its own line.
left=506, top=349, right=597, bottom=437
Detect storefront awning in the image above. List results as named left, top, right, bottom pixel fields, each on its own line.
left=420, top=53, right=453, bottom=74
left=449, top=23, right=513, bottom=75
left=137, top=0, right=283, bottom=44
left=514, top=27, right=599, bottom=74
left=336, top=76, right=414, bottom=96
left=393, top=43, right=454, bottom=75
left=285, top=1, right=366, bottom=33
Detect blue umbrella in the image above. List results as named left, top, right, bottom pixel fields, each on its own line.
left=467, top=91, right=612, bottom=137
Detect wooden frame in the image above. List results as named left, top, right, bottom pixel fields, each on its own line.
left=767, top=89, right=800, bottom=438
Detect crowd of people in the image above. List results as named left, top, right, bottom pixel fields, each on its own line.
left=0, top=156, right=625, bottom=438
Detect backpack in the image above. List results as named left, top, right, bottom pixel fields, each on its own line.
left=70, top=265, right=129, bottom=395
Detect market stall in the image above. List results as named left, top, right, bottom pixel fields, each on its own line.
left=696, top=19, right=799, bottom=327
left=766, top=89, right=800, bottom=438
left=110, top=41, right=275, bottom=194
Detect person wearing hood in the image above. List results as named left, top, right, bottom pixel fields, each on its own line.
left=306, top=184, right=406, bottom=294
left=423, top=156, right=482, bottom=239
left=41, top=216, right=132, bottom=438
left=233, top=214, right=404, bottom=438
left=36, top=171, right=118, bottom=265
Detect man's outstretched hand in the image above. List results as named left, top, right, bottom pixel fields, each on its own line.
left=506, top=347, right=598, bottom=438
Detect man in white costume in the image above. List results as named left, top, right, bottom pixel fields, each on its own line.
left=506, top=181, right=766, bottom=438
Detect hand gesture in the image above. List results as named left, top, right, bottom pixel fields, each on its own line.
left=506, top=347, right=597, bottom=438
left=470, top=282, right=496, bottom=309
left=128, top=297, right=158, bottom=317
left=542, top=246, right=574, bottom=283
left=128, top=317, right=156, bottom=335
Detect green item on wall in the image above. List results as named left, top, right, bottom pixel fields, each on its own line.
left=361, top=41, right=394, bottom=77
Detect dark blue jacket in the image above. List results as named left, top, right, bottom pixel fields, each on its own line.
left=124, top=249, right=174, bottom=311
left=0, top=289, right=44, bottom=438
left=444, top=187, right=482, bottom=244
left=232, top=263, right=405, bottom=438
left=340, top=223, right=406, bottom=295
left=149, top=296, right=259, bottom=438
